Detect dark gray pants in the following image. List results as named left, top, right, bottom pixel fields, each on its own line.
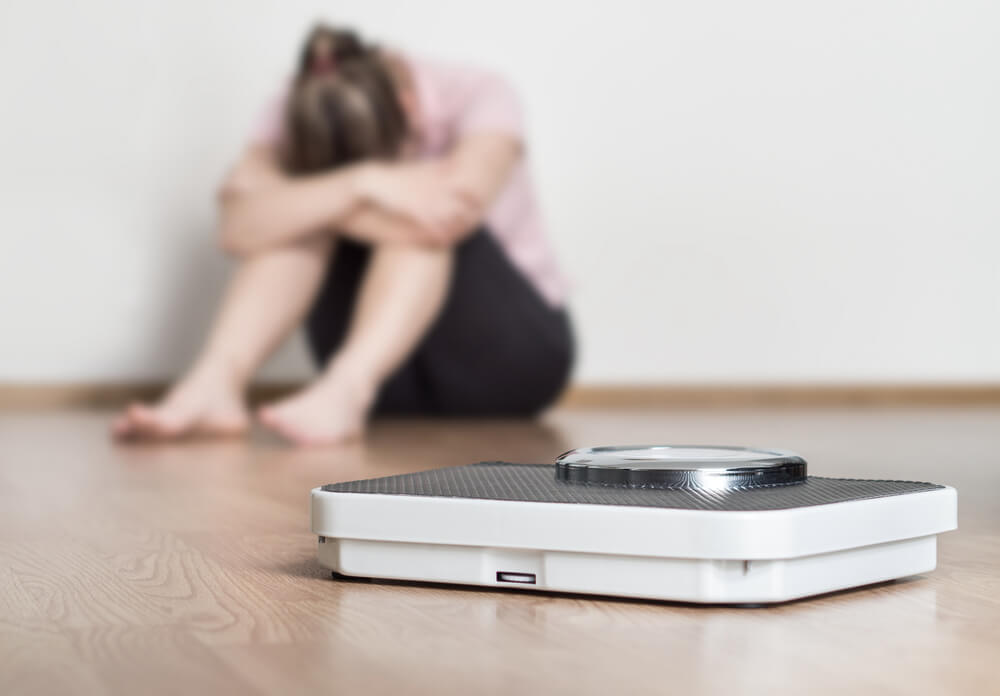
left=305, top=229, right=574, bottom=415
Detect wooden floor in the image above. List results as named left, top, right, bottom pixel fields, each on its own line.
left=1, top=406, right=998, bottom=695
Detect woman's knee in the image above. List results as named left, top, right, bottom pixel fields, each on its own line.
left=367, top=239, right=455, bottom=278
left=219, top=230, right=333, bottom=261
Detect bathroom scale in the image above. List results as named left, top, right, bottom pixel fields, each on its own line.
left=310, top=446, right=957, bottom=603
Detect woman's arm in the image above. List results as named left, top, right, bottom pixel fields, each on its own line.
left=216, top=144, right=286, bottom=201
left=439, top=132, right=521, bottom=235
left=218, top=131, right=522, bottom=254
left=217, top=146, right=365, bottom=256
left=336, top=133, right=522, bottom=246
left=217, top=148, right=477, bottom=254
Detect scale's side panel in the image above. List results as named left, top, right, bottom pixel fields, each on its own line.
left=316, top=532, right=939, bottom=604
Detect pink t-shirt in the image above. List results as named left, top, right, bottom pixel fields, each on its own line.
left=252, top=54, right=568, bottom=308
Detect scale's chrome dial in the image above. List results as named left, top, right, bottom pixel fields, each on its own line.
left=554, top=445, right=807, bottom=490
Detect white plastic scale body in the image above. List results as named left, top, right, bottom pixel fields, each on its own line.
left=311, top=446, right=957, bottom=604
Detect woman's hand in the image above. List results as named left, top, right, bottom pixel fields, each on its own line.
left=349, top=133, right=522, bottom=246
left=356, top=161, right=483, bottom=243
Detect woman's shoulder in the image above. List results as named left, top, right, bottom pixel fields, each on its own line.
left=404, top=52, right=515, bottom=97
left=403, top=52, right=522, bottom=136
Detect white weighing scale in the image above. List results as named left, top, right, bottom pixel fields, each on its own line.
left=311, top=446, right=957, bottom=603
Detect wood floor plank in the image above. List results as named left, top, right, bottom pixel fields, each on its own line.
left=0, top=563, right=105, bottom=695
left=0, top=407, right=997, bottom=694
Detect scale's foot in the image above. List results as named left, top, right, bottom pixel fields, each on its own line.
left=330, top=570, right=373, bottom=583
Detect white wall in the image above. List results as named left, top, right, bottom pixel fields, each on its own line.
left=1, top=0, right=997, bottom=384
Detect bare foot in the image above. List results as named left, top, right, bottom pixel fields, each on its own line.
left=257, top=370, right=375, bottom=447
left=111, top=369, right=249, bottom=441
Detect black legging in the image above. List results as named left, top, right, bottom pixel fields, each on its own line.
left=305, top=228, right=574, bottom=415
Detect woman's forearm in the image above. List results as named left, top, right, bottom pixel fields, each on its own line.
left=337, top=205, right=446, bottom=246
left=217, top=140, right=517, bottom=255
left=219, top=165, right=366, bottom=255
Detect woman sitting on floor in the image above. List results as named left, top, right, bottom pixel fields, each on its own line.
left=113, top=24, right=573, bottom=446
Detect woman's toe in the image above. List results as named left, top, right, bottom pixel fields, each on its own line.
left=256, top=404, right=282, bottom=431
left=256, top=404, right=274, bottom=422
left=127, top=404, right=157, bottom=432
left=129, top=404, right=179, bottom=438
left=110, top=413, right=133, bottom=439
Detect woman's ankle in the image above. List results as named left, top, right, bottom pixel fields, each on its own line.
left=319, top=355, right=379, bottom=407
left=182, top=357, right=250, bottom=398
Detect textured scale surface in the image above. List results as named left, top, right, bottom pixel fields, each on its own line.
left=322, top=462, right=943, bottom=511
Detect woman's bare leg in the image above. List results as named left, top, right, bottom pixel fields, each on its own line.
left=258, top=241, right=452, bottom=446
left=113, top=237, right=333, bottom=439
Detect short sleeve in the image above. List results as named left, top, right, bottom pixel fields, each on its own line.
left=455, top=72, right=524, bottom=139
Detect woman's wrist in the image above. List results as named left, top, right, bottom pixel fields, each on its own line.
left=291, top=164, right=370, bottom=227
left=351, top=161, right=386, bottom=204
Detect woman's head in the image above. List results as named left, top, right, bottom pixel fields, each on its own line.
left=282, top=25, right=409, bottom=174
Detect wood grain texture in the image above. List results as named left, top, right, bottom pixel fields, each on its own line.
left=0, top=407, right=998, bottom=695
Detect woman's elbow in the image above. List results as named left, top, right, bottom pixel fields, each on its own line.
left=440, top=200, right=488, bottom=246
left=439, top=223, right=478, bottom=247
left=216, top=211, right=255, bottom=257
